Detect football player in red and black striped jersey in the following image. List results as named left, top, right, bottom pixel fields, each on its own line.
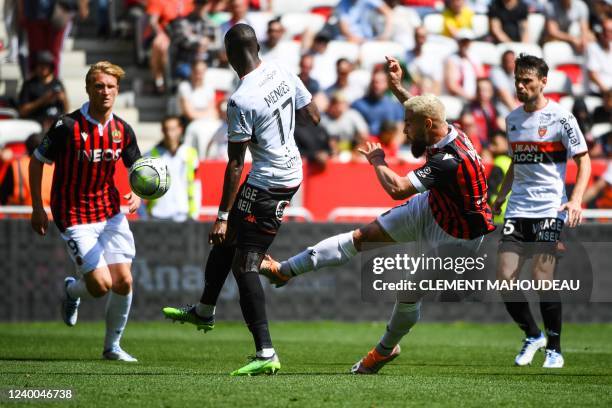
left=259, top=56, right=495, bottom=374
left=29, top=61, right=142, bottom=362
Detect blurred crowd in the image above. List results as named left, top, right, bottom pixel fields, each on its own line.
left=0, top=0, right=611, bottom=218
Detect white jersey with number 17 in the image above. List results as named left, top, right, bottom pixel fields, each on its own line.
left=227, top=61, right=312, bottom=189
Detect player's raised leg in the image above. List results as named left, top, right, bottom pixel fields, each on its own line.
left=260, top=221, right=394, bottom=286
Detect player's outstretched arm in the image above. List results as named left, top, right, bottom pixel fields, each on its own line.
left=385, top=56, right=412, bottom=104
left=296, top=102, right=320, bottom=126
left=560, top=152, right=591, bottom=228
left=210, top=141, right=248, bottom=245
left=359, top=142, right=417, bottom=200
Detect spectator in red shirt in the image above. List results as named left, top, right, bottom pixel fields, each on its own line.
left=147, top=0, right=194, bottom=93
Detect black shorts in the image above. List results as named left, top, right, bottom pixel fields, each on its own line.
left=229, top=181, right=298, bottom=253
left=498, top=217, right=564, bottom=256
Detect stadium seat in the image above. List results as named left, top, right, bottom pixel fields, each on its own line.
left=543, top=41, right=584, bottom=92
left=470, top=41, right=500, bottom=68
left=472, top=14, right=489, bottom=39
left=592, top=123, right=612, bottom=139
left=584, top=95, right=603, bottom=114
left=359, top=41, right=406, bottom=71
left=559, top=95, right=575, bottom=112
left=205, top=68, right=237, bottom=93
left=497, top=42, right=543, bottom=58
left=544, top=70, right=572, bottom=101
left=348, top=69, right=372, bottom=93
left=0, top=120, right=42, bottom=146
left=423, top=13, right=444, bottom=35
left=559, top=95, right=603, bottom=115
left=527, top=13, right=545, bottom=44
left=248, top=12, right=274, bottom=41
left=261, top=40, right=301, bottom=73
left=422, top=35, right=457, bottom=54
left=326, top=41, right=361, bottom=63
left=390, top=6, right=421, bottom=49
left=438, top=95, right=464, bottom=121
left=281, top=12, right=326, bottom=39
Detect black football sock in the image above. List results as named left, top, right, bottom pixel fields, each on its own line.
left=502, top=291, right=540, bottom=338
left=236, top=271, right=272, bottom=351
left=200, top=244, right=236, bottom=306
left=539, top=292, right=562, bottom=352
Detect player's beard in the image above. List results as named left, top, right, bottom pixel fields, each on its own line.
left=411, top=141, right=426, bottom=158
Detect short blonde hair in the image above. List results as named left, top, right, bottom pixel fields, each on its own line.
left=403, top=94, right=446, bottom=123
left=85, top=61, right=125, bottom=87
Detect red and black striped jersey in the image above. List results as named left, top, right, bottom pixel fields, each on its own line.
left=34, top=103, right=141, bottom=231
left=407, top=125, right=495, bottom=239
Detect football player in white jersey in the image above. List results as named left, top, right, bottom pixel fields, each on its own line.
left=492, top=54, right=591, bottom=369
left=162, top=24, right=320, bottom=376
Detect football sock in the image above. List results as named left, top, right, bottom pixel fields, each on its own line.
left=66, top=278, right=92, bottom=300
left=256, top=348, right=275, bottom=359
left=200, top=244, right=236, bottom=305
left=502, top=294, right=541, bottom=338
left=283, top=232, right=357, bottom=276
left=236, top=271, right=272, bottom=351
left=104, top=291, right=132, bottom=351
left=377, top=302, right=421, bottom=356
left=539, top=293, right=562, bottom=352
left=195, top=303, right=215, bottom=318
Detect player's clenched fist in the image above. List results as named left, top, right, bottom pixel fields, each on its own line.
left=385, top=56, right=403, bottom=86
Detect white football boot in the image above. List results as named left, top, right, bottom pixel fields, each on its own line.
left=103, top=347, right=138, bottom=362
left=543, top=349, right=564, bottom=368
left=515, top=332, right=547, bottom=366
left=61, top=277, right=80, bottom=327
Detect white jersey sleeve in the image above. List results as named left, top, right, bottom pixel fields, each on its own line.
left=227, top=98, right=253, bottom=143
left=292, top=72, right=312, bottom=110
left=559, top=113, right=588, bottom=158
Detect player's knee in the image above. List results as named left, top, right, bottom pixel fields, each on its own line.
left=87, top=277, right=112, bottom=298
left=112, top=274, right=133, bottom=295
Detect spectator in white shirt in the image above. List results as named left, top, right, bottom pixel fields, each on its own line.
left=586, top=19, right=612, bottom=95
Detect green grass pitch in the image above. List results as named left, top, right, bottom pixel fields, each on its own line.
left=1, top=321, right=611, bottom=407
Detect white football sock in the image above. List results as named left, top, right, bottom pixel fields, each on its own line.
left=256, top=348, right=275, bottom=358
left=66, top=279, right=93, bottom=300
left=377, top=302, right=421, bottom=355
left=104, top=291, right=132, bottom=351
left=284, top=232, right=357, bottom=276
left=195, top=303, right=215, bottom=318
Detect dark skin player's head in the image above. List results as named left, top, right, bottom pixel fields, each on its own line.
left=224, top=24, right=261, bottom=78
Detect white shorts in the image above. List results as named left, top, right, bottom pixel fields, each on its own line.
left=60, top=213, right=136, bottom=274
left=377, top=192, right=483, bottom=253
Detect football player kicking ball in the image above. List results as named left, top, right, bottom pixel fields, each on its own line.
left=162, top=24, right=320, bottom=376
left=492, top=54, right=591, bottom=368
left=29, top=61, right=142, bottom=361
left=260, top=56, right=496, bottom=374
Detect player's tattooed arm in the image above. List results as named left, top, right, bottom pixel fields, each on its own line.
left=359, top=141, right=417, bottom=200
left=210, top=141, right=248, bottom=245
left=296, top=102, right=320, bottom=126
left=385, top=56, right=411, bottom=104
